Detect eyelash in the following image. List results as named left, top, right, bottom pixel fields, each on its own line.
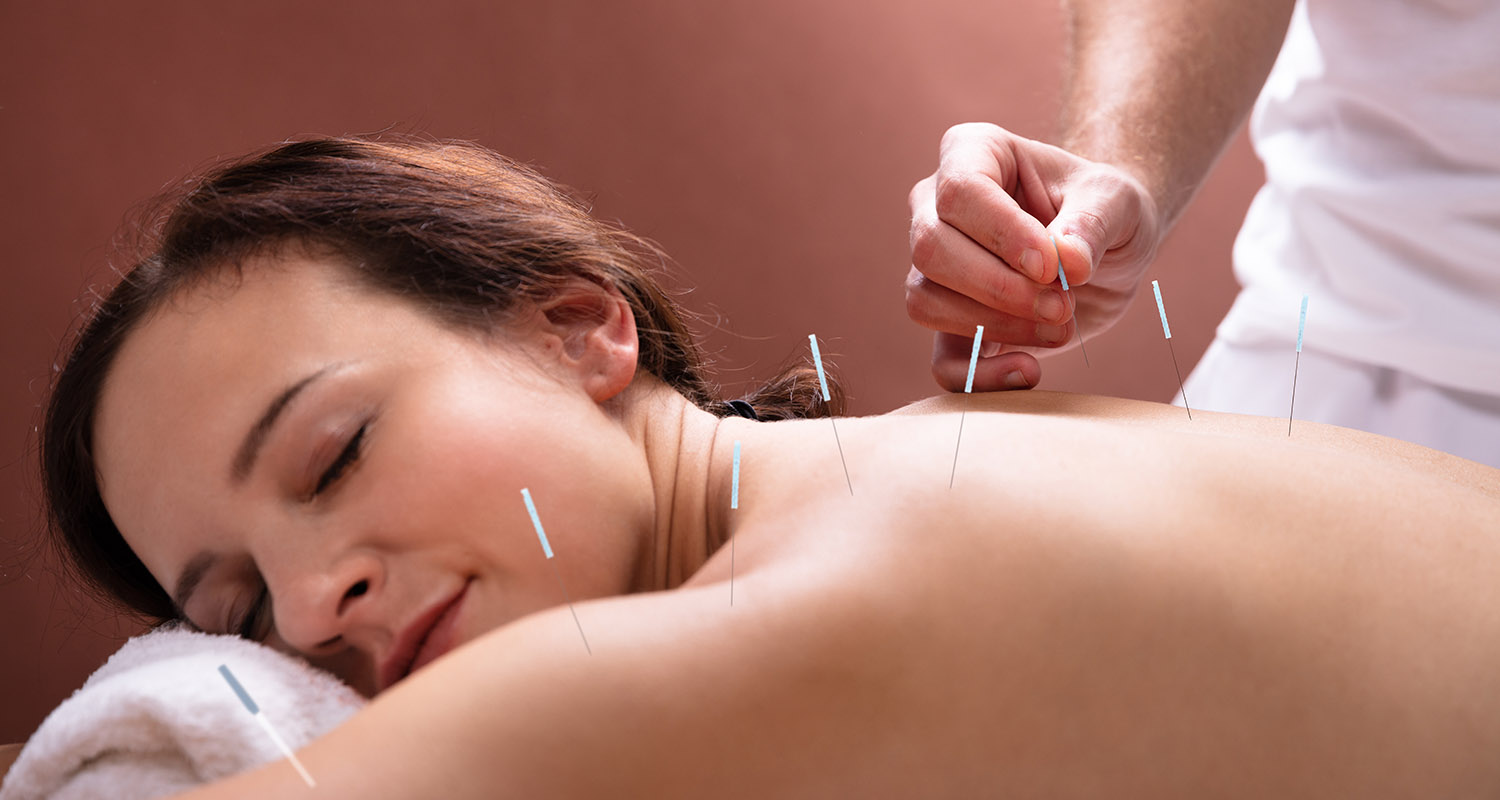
left=238, top=585, right=270, bottom=639
left=312, top=422, right=368, bottom=497
left=236, top=421, right=369, bottom=637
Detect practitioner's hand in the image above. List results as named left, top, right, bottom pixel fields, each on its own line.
left=906, top=123, right=1162, bottom=392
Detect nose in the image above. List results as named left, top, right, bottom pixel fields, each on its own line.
left=275, top=551, right=384, bottom=653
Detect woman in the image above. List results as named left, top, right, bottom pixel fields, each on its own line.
left=42, top=137, right=1500, bottom=798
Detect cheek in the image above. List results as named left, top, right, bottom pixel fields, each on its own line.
left=383, top=373, right=646, bottom=610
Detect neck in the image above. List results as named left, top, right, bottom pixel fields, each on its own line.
left=616, top=378, right=744, bottom=593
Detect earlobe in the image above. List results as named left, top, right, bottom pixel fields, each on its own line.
left=537, top=279, right=640, bottom=403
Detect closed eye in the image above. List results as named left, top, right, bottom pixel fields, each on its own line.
left=238, top=583, right=271, bottom=640
left=250, top=419, right=367, bottom=639
left=313, top=423, right=367, bottom=497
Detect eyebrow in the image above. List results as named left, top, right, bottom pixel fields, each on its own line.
left=229, top=364, right=340, bottom=486
left=173, top=363, right=341, bottom=624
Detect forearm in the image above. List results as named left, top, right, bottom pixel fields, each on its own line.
left=1059, top=0, right=1295, bottom=232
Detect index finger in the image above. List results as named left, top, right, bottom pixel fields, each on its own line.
left=932, top=132, right=1056, bottom=284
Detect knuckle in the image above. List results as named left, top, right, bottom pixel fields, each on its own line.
left=1116, top=175, right=1146, bottom=217
left=945, top=121, right=1002, bottom=143
left=984, top=270, right=1013, bottom=309
left=1069, top=206, right=1111, bottom=244
left=903, top=266, right=928, bottom=294
left=1075, top=164, right=1123, bottom=194
left=941, top=122, right=976, bottom=145
left=904, top=280, right=934, bottom=326
left=982, top=227, right=1017, bottom=265
left=1082, top=165, right=1145, bottom=215
left=933, top=172, right=977, bottom=220
left=909, top=219, right=942, bottom=267
left=907, top=174, right=934, bottom=212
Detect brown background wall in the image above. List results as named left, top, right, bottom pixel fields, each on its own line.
left=0, top=1, right=1262, bottom=743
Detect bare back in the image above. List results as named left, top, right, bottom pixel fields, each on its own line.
left=684, top=391, right=1500, bottom=796
left=192, top=392, right=1500, bottom=799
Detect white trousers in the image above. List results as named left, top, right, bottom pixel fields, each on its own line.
left=1175, top=337, right=1500, bottom=469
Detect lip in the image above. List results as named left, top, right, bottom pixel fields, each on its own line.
left=377, top=579, right=472, bottom=692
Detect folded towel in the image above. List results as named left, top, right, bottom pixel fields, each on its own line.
left=0, top=623, right=365, bottom=800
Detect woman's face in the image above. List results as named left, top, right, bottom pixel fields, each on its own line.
left=92, top=249, right=655, bottom=695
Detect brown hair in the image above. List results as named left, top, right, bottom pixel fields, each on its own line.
left=40, top=135, right=843, bottom=622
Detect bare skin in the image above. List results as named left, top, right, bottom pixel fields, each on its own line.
left=93, top=247, right=727, bottom=696
left=153, top=311, right=1500, bottom=796
left=905, top=0, right=1297, bottom=390
left=1058, top=0, right=1296, bottom=225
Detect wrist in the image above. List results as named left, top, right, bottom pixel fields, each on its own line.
left=1059, top=119, right=1178, bottom=232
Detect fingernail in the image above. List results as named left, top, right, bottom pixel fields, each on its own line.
left=1036, top=322, right=1068, bottom=344
left=1003, top=370, right=1028, bottom=388
left=1036, top=290, right=1066, bottom=322
left=979, top=341, right=1002, bottom=358
left=1019, top=248, right=1043, bottom=280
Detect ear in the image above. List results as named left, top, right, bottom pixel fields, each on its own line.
left=532, top=278, right=640, bottom=403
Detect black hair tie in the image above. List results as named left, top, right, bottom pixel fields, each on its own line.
left=724, top=399, right=760, bottom=421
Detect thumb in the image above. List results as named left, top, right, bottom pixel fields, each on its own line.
left=1046, top=175, right=1144, bottom=286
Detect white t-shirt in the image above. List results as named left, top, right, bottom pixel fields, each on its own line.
left=1219, top=0, right=1500, bottom=396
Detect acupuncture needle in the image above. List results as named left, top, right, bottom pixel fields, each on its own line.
left=948, top=324, right=983, bottom=489
left=730, top=439, right=740, bottom=606
left=808, top=334, right=853, bottom=495
left=1288, top=295, right=1308, bottom=435
left=217, top=664, right=317, bottom=788
left=520, top=488, right=591, bottom=654
left=1151, top=280, right=1192, bottom=420
left=1050, top=235, right=1090, bottom=366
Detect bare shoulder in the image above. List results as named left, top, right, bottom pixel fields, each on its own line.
left=170, top=570, right=856, bottom=800
left=891, top=390, right=1500, bottom=500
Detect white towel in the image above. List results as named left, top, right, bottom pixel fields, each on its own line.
left=0, top=623, right=365, bottom=800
